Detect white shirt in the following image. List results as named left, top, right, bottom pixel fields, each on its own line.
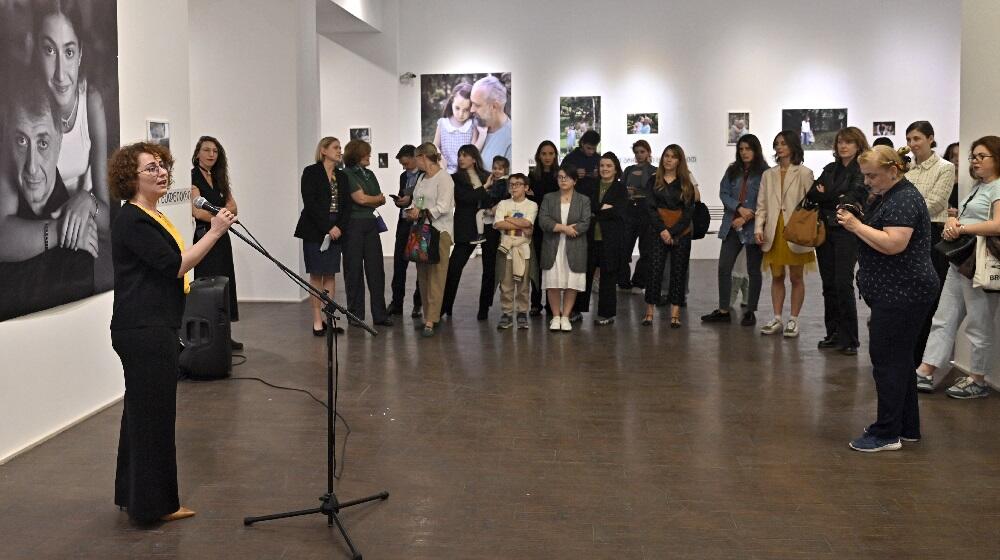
left=409, top=169, right=455, bottom=239
left=905, top=152, right=955, bottom=223
left=494, top=198, right=538, bottom=237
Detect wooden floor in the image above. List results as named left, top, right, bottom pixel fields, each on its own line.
left=2, top=260, right=1000, bottom=559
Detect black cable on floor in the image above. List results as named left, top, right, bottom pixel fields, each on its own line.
left=181, top=367, right=351, bottom=479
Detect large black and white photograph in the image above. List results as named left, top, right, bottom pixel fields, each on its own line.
left=349, top=127, right=371, bottom=144
left=781, top=108, right=848, bottom=151
left=728, top=111, right=750, bottom=145
left=873, top=121, right=895, bottom=136
left=0, top=0, right=120, bottom=322
left=560, top=96, right=601, bottom=155
left=420, top=72, right=511, bottom=173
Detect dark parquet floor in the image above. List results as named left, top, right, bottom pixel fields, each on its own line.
left=2, top=260, right=999, bottom=559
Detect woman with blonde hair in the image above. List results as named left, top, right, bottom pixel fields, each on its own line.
left=755, top=131, right=815, bottom=338
left=837, top=145, right=938, bottom=451
left=404, top=143, right=455, bottom=338
left=294, top=137, right=352, bottom=335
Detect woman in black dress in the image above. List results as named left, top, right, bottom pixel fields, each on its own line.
left=295, top=137, right=352, bottom=335
left=440, top=144, right=491, bottom=318
left=190, top=135, right=241, bottom=349
left=109, top=142, right=236, bottom=522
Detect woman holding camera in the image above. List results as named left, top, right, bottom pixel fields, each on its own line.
left=838, top=145, right=938, bottom=452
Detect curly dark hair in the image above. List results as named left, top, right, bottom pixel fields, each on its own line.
left=108, top=142, right=174, bottom=201
left=191, top=136, right=231, bottom=201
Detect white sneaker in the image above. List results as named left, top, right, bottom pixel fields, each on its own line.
left=549, top=317, right=562, bottom=331
left=783, top=319, right=800, bottom=338
left=760, top=318, right=783, bottom=335
left=560, top=316, right=572, bottom=331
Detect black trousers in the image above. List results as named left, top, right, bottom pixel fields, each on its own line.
left=390, top=219, right=421, bottom=311
left=342, top=219, right=387, bottom=322
left=914, top=222, right=950, bottom=366
left=478, top=227, right=501, bottom=314
left=717, top=228, right=763, bottom=311
left=816, top=227, right=859, bottom=347
left=645, top=236, right=691, bottom=306
left=113, top=327, right=180, bottom=523
left=620, top=202, right=648, bottom=288
left=441, top=241, right=476, bottom=315
left=530, top=228, right=545, bottom=311
left=867, top=301, right=932, bottom=440
left=576, top=239, right=619, bottom=318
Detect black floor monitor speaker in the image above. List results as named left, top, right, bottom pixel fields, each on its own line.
left=179, top=276, right=232, bottom=380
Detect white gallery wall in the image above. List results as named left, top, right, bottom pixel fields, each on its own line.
left=0, top=0, right=193, bottom=463
left=188, top=0, right=320, bottom=303
left=320, top=0, right=961, bottom=257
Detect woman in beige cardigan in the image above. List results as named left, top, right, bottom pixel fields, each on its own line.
left=754, top=131, right=816, bottom=338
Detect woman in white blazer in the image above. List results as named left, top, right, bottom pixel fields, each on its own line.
left=754, top=131, right=816, bottom=338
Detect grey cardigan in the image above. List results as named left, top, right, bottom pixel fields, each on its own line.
left=538, top=190, right=591, bottom=273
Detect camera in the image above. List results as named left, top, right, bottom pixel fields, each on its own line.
left=837, top=202, right=864, bottom=220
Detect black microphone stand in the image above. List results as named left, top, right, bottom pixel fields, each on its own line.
left=226, top=225, right=388, bottom=560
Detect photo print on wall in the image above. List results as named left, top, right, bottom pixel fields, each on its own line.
left=728, top=112, right=750, bottom=145
left=350, top=127, right=372, bottom=144
left=873, top=121, right=895, bottom=136
left=146, top=120, right=170, bottom=150
left=561, top=96, right=601, bottom=155
left=0, top=0, right=121, bottom=322
left=627, top=113, right=658, bottom=135
left=420, top=72, right=512, bottom=174
left=781, top=109, right=848, bottom=151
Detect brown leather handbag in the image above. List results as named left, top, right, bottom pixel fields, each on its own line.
left=783, top=198, right=826, bottom=247
left=657, top=207, right=692, bottom=238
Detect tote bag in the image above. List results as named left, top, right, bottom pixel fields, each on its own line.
left=972, top=236, right=1000, bottom=291
left=783, top=198, right=826, bottom=247
left=405, top=213, right=441, bottom=264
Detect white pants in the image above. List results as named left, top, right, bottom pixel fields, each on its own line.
left=922, top=265, right=1000, bottom=376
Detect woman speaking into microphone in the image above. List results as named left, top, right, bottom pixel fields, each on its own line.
left=109, top=142, right=236, bottom=523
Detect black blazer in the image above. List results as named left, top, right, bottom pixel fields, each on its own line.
left=294, top=162, right=352, bottom=242
left=806, top=159, right=867, bottom=227
left=110, top=203, right=185, bottom=330
left=451, top=169, right=492, bottom=244
left=587, top=179, right=628, bottom=243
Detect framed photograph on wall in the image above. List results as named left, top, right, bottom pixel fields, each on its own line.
left=146, top=119, right=170, bottom=149
left=627, top=113, right=658, bottom=135
left=781, top=108, right=848, bottom=150
left=0, top=0, right=121, bottom=322
left=873, top=121, right=895, bottom=136
left=420, top=72, right=512, bottom=173
left=560, top=96, right=601, bottom=155
left=350, top=127, right=372, bottom=144
left=728, top=112, right=750, bottom=145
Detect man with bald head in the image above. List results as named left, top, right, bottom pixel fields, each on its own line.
left=470, top=75, right=511, bottom=165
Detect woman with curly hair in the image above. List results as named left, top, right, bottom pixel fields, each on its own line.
left=108, top=142, right=236, bottom=522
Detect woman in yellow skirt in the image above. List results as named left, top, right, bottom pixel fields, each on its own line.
left=755, top=131, right=816, bottom=338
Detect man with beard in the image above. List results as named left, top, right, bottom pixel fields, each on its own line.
left=470, top=75, right=511, bottom=165
left=0, top=77, right=96, bottom=320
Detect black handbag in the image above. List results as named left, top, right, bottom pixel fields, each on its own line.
left=934, top=235, right=976, bottom=266
left=691, top=201, right=711, bottom=240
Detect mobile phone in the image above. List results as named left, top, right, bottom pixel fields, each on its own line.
left=388, top=194, right=400, bottom=201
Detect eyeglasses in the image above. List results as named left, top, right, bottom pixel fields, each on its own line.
left=139, top=162, right=172, bottom=175
left=557, top=176, right=572, bottom=182
left=969, top=153, right=994, bottom=162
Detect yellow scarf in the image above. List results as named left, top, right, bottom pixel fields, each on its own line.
left=131, top=203, right=190, bottom=294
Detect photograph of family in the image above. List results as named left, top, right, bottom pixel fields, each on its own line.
left=0, top=0, right=120, bottom=322
left=727, top=112, right=750, bottom=145
left=560, top=96, right=601, bottom=155
left=420, top=72, right=512, bottom=173
left=626, top=113, right=658, bottom=135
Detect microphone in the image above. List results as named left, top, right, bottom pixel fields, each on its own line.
left=194, top=196, right=239, bottom=223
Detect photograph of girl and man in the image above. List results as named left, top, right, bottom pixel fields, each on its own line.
left=560, top=96, right=601, bottom=155
left=627, top=113, right=658, bottom=135
left=781, top=108, right=848, bottom=151
left=0, top=0, right=120, bottom=321
left=420, top=72, right=512, bottom=174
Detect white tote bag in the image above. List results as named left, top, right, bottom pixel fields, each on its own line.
left=972, top=235, right=1000, bottom=291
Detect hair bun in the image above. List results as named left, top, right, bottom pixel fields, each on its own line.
left=897, top=146, right=911, bottom=157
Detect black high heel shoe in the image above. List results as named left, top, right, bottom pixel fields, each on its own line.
left=312, top=323, right=327, bottom=337
left=641, top=315, right=654, bottom=326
